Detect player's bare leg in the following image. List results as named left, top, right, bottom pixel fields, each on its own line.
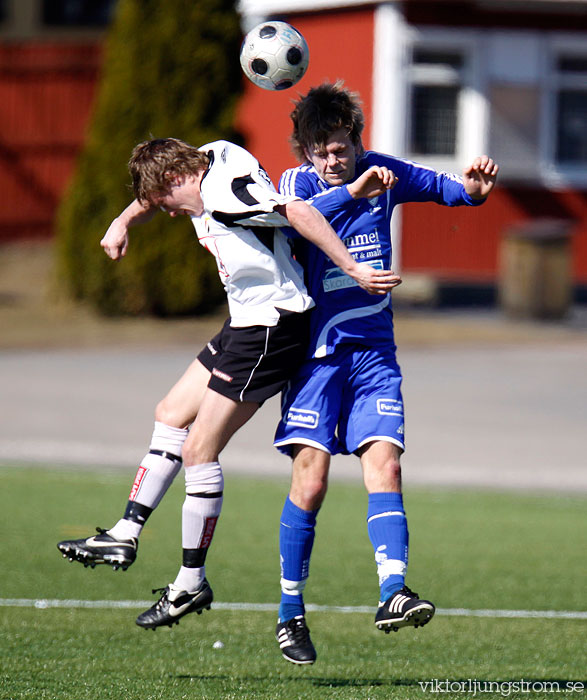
left=289, top=445, right=330, bottom=511
left=360, top=440, right=402, bottom=493
left=155, top=357, right=212, bottom=429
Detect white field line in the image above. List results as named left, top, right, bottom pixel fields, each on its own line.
left=1, top=598, right=586, bottom=620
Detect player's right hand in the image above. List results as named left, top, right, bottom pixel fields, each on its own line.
left=347, top=165, right=398, bottom=200
left=100, top=218, right=129, bottom=260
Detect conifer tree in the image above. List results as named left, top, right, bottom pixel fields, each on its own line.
left=56, top=0, right=242, bottom=315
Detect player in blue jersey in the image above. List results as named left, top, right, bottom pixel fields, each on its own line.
left=273, top=82, right=499, bottom=664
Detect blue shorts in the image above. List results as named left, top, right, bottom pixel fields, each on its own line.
left=274, top=344, right=405, bottom=457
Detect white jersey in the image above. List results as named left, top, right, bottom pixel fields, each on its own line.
left=191, top=140, right=313, bottom=327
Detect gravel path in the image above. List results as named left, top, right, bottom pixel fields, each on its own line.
left=2, top=340, right=585, bottom=493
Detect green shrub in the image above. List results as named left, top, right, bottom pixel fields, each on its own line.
left=55, top=0, right=242, bottom=315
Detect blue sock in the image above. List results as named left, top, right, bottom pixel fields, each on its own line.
left=367, top=492, right=409, bottom=602
left=278, top=496, right=318, bottom=622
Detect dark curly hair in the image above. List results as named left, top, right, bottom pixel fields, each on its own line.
left=289, top=81, right=365, bottom=162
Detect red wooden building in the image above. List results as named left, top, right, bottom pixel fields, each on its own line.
left=0, top=0, right=108, bottom=241
left=1, top=0, right=586, bottom=299
left=238, top=0, right=587, bottom=298
left=0, top=42, right=101, bottom=240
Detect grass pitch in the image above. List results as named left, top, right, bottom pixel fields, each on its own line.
left=0, top=465, right=585, bottom=700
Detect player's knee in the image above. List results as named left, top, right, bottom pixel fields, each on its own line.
left=389, top=459, right=402, bottom=485
left=292, top=447, right=330, bottom=505
left=309, top=476, right=328, bottom=504
left=294, top=475, right=327, bottom=510
left=154, top=397, right=174, bottom=425
left=155, top=397, right=189, bottom=429
left=364, top=458, right=402, bottom=492
left=376, top=459, right=401, bottom=491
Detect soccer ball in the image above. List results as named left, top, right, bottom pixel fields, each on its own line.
left=240, top=21, right=309, bottom=91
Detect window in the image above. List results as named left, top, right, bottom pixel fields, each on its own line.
left=398, top=28, right=587, bottom=186
left=555, top=56, right=587, bottom=165
left=485, top=34, right=587, bottom=185
left=488, top=84, right=541, bottom=176
left=408, top=50, right=464, bottom=158
left=42, top=0, right=117, bottom=27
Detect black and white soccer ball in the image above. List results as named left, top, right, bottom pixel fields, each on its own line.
left=240, top=21, right=309, bottom=91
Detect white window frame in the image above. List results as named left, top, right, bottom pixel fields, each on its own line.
left=377, top=24, right=587, bottom=189
left=402, top=27, right=488, bottom=174
left=543, top=33, right=587, bottom=188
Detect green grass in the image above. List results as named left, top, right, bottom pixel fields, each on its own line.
left=0, top=465, right=585, bottom=700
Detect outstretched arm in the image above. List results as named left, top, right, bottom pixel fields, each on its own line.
left=463, top=156, right=499, bottom=200
left=275, top=199, right=401, bottom=296
left=100, top=199, right=157, bottom=260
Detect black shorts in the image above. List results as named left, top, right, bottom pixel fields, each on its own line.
left=197, top=310, right=311, bottom=403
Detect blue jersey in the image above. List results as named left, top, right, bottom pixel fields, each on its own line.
left=279, top=151, right=484, bottom=358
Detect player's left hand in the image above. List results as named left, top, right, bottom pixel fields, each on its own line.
left=463, top=156, right=499, bottom=199
left=350, top=263, right=402, bottom=295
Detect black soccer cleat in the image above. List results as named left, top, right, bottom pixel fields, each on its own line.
left=57, top=527, right=138, bottom=571
left=135, top=579, right=213, bottom=630
left=275, top=615, right=317, bottom=665
left=375, top=585, right=435, bottom=633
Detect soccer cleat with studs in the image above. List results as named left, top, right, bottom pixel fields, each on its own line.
left=57, top=527, right=138, bottom=571
left=135, top=579, right=213, bottom=630
left=275, top=615, right=317, bottom=665
left=375, top=585, right=435, bottom=634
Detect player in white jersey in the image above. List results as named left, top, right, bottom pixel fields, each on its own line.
left=57, top=137, right=399, bottom=630
left=272, top=83, right=499, bottom=664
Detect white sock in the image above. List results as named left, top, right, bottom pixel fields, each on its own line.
left=173, top=565, right=205, bottom=592
left=172, top=462, right=224, bottom=591
left=108, top=422, right=187, bottom=541
left=108, top=519, right=143, bottom=541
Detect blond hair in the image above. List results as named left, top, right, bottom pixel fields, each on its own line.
left=128, top=138, right=210, bottom=204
